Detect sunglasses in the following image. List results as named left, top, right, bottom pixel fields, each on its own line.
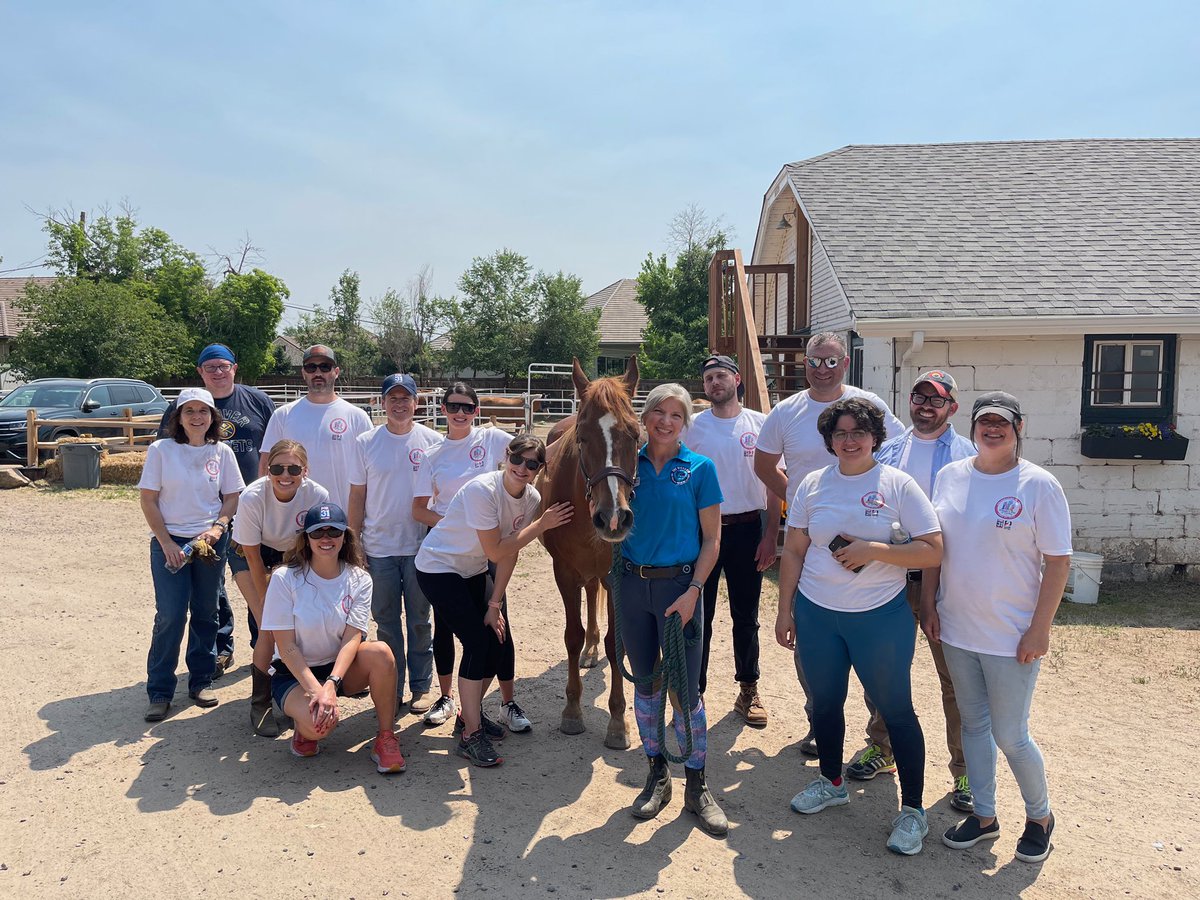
left=444, top=401, right=477, bottom=414
left=508, top=454, right=543, bottom=472
left=303, top=362, right=334, bottom=373
left=910, top=392, right=950, bottom=408
left=309, top=527, right=345, bottom=540
left=268, top=464, right=303, bottom=476
left=805, top=356, right=843, bottom=369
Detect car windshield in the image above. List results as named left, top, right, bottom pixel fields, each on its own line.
left=0, top=386, right=85, bottom=409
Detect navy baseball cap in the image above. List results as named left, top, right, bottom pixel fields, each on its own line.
left=381, top=373, right=418, bottom=398
left=303, top=503, right=349, bottom=533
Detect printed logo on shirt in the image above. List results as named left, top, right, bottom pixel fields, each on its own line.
left=330, top=417, right=348, bottom=435
left=740, top=431, right=757, bottom=457
left=670, top=465, right=691, bottom=485
left=994, top=496, right=1023, bottom=530
left=341, top=594, right=353, bottom=615
left=470, top=444, right=486, bottom=467
left=205, top=459, right=220, bottom=478
left=409, top=448, right=425, bottom=470
left=513, top=514, right=526, bottom=530
left=218, top=420, right=237, bottom=441
left=861, top=490, right=884, bottom=518
left=295, top=511, right=306, bottom=529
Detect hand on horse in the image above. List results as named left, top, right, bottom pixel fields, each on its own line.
left=485, top=605, right=506, bottom=641
left=664, top=585, right=700, bottom=626
left=537, top=501, right=574, bottom=533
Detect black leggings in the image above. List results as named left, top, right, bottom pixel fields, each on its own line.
left=429, top=562, right=514, bottom=682
left=418, top=568, right=514, bottom=682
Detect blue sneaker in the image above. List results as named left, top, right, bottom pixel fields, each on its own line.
left=790, top=775, right=850, bottom=814
left=887, top=806, right=929, bottom=856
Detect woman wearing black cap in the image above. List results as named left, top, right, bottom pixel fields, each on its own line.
left=261, top=502, right=406, bottom=774
left=921, top=391, right=1072, bottom=863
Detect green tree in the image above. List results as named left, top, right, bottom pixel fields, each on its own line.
left=373, top=266, right=453, bottom=378
left=194, top=270, right=290, bottom=380
left=529, top=271, right=600, bottom=369
left=446, top=250, right=539, bottom=382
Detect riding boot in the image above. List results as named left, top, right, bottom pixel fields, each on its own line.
left=684, top=766, right=728, bottom=836
left=251, top=665, right=279, bottom=737
left=631, top=754, right=672, bottom=819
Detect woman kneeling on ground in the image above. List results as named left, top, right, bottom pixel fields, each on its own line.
left=775, top=396, right=942, bottom=855
left=261, top=502, right=405, bottom=773
left=414, top=434, right=572, bottom=767
left=231, top=439, right=329, bottom=736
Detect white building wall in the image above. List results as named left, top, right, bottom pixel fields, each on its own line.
left=809, top=235, right=853, bottom=331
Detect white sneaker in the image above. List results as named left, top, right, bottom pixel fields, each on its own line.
left=790, top=774, right=849, bottom=815
left=887, top=805, right=929, bottom=856
left=503, top=700, right=533, bottom=733
left=423, top=695, right=457, bottom=727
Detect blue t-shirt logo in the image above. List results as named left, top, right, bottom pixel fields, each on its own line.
left=670, top=465, right=691, bottom=485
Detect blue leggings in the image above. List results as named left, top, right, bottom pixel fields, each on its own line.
left=794, top=589, right=925, bottom=810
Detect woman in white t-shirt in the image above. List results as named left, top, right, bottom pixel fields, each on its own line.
left=774, top=397, right=943, bottom=856
left=261, top=502, right=405, bottom=774
left=923, top=392, right=1072, bottom=864
left=139, top=387, right=244, bottom=722
left=231, top=439, right=329, bottom=736
left=415, top=435, right=571, bottom=767
left=411, top=381, right=517, bottom=729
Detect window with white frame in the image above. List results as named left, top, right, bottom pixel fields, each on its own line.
left=1081, top=334, right=1176, bottom=425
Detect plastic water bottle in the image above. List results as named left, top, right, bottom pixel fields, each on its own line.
left=890, top=522, right=911, bottom=545
left=165, top=542, right=196, bottom=575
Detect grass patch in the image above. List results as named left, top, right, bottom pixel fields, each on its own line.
left=1055, top=580, right=1200, bottom=629
left=35, top=482, right=141, bottom=502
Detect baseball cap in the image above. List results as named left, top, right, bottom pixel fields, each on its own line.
left=197, top=344, right=236, bottom=366
left=176, top=387, right=217, bottom=410
left=303, top=344, right=338, bottom=364
left=913, top=370, right=957, bottom=400
left=701, top=354, right=739, bottom=375
left=381, top=373, right=418, bottom=398
left=972, top=391, right=1022, bottom=423
left=303, top=502, right=349, bottom=533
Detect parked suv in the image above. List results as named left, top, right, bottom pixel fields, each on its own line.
left=0, top=378, right=170, bottom=463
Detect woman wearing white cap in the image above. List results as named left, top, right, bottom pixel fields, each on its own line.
left=139, top=387, right=245, bottom=721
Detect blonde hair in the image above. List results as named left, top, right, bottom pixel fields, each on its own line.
left=642, top=383, right=694, bottom=429
left=267, top=439, right=309, bottom=468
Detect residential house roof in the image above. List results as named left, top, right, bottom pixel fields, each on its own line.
left=585, top=278, right=647, bottom=344
left=0, top=276, right=56, bottom=338
left=781, top=139, right=1200, bottom=320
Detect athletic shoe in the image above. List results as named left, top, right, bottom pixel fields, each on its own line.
left=943, top=815, right=1002, bottom=850
left=951, top=775, right=975, bottom=813
left=408, top=690, right=434, bottom=714
left=423, top=695, right=457, bottom=727
left=291, top=732, right=320, bottom=758
left=789, top=775, right=849, bottom=815
left=371, top=731, right=406, bottom=774
left=1015, top=814, right=1054, bottom=863
left=456, top=729, right=502, bottom=767
left=846, top=744, right=896, bottom=781
left=453, top=711, right=507, bottom=741
left=503, top=700, right=533, bottom=733
left=887, top=806, right=929, bottom=856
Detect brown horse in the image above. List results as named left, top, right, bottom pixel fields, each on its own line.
left=538, top=356, right=641, bottom=749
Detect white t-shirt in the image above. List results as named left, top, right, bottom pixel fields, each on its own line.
left=415, top=469, right=541, bottom=578
left=413, top=426, right=513, bottom=516
left=685, top=407, right=769, bottom=515
left=758, top=386, right=905, bottom=505
left=261, top=564, right=373, bottom=667
left=139, top=440, right=245, bottom=537
left=350, top=422, right=444, bottom=558
left=932, top=458, right=1074, bottom=656
left=261, top=397, right=373, bottom=510
left=896, top=435, right=938, bottom=498
left=787, top=463, right=940, bottom=612
left=232, top=476, right=330, bottom=552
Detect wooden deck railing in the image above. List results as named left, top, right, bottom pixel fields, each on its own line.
left=708, top=249, right=772, bottom=413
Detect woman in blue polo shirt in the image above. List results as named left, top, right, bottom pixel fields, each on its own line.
left=620, top=383, right=725, bottom=836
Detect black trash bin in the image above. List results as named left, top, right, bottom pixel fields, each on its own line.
left=59, top=442, right=103, bottom=489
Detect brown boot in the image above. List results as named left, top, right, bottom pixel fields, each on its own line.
left=251, top=665, right=279, bottom=737
left=734, top=682, right=769, bottom=728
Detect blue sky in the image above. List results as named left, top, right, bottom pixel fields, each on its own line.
left=1, top=1, right=1196, bottom=326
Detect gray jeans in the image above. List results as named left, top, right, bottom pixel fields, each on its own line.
left=366, top=554, right=434, bottom=699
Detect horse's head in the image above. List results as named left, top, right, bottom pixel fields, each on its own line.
left=572, top=355, right=640, bottom=543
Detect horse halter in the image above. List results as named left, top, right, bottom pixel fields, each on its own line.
left=576, top=442, right=638, bottom=503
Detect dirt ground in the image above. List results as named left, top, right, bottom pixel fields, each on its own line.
left=2, top=486, right=1198, bottom=900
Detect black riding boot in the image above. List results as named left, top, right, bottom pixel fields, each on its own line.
left=251, top=665, right=279, bottom=737
left=684, top=766, right=728, bottom=836
left=631, top=754, right=672, bottom=819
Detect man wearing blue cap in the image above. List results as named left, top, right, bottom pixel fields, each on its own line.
left=157, top=343, right=276, bottom=677
left=348, top=374, right=443, bottom=713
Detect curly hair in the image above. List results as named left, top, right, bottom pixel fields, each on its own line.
left=816, top=397, right=887, bottom=455
left=167, top=401, right=224, bottom=444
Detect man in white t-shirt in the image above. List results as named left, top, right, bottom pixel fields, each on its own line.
left=260, top=344, right=372, bottom=510
left=753, top=331, right=903, bottom=754
left=348, top=373, right=443, bottom=713
left=685, top=354, right=782, bottom=728
left=851, top=370, right=976, bottom=811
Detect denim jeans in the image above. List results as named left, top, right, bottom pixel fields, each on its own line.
left=146, top=532, right=230, bottom=702
left=943, top=643, right=1051, bottom=820
left=367, top=554, right=434, bottom=699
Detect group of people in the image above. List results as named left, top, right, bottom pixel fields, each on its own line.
left=135, top=333, right=1072, bottom=861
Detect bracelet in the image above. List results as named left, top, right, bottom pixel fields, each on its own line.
left=689, top=581, right=704, bottom=592
left=213, top=520, right=228, bottom=533
left=487, top=600, right=503, bottom=609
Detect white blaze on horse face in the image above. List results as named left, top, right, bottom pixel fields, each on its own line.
left=599, top=412, right=620, bottom=532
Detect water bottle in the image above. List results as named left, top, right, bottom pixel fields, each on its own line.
left=890, top=522, right=911, bottom=545
left=165, top=541, right=196, bottom=575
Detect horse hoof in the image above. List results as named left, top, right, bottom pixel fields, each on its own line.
left=580, top=649, right=601, bottom=669
left=604, top=728, right=631, bottom=750
left=560, top=717, right=586, bottom=735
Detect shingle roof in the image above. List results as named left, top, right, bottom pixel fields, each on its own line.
left=785, top=139, right=1200, bottom=320
left=585, top=278, right=647, bottom=344
left=0, top=277, right=55, bottom=338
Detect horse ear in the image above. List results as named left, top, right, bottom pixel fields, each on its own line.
left=621, top=355, right=639, bottom=396
left=572, top=358, right=590, bottom=397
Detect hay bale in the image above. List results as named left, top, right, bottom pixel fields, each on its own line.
left=45, top=450, right=146, bottom=485
left=0, top=466, right=32, bottom=489
left=55, top=435, right=110, bottom=459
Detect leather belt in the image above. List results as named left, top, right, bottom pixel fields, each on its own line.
left=622, top=559, right=694, bottom=579
left=907, top=571, right=923, bottom=582
left=721, top=510, right=762, bottom=525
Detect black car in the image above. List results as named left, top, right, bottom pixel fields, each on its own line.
left=0, top=377, right=170, bottom=463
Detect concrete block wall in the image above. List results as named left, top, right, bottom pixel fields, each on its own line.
left=861, top=334, right=1199, bottom=578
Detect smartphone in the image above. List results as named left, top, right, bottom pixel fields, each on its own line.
left=828, top=535, right=865, bottom=573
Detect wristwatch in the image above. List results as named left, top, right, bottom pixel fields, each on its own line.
left=326, top=675, right=343, bottom=691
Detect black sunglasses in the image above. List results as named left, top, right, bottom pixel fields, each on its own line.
left=269, top=464, right=303, bottom=476
left=303, top=362, right=334, bottom=373
left=508, top=454, right=543, bottom=472
left=910, top=392, right=950, bottom=408
left=309, top=527, right=345, bottom=539
left=444, top=401, right=477, bottom=414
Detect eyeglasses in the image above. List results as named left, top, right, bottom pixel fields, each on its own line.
left=303, top=362, right=334, bottom=373
left=268, top=464, right=303, bottom=476
left=444, top=401, right=477, bottom=414
left=309, top=527, right=345, bottom=540
left=805, top=356, right=843, bottom=369
left=200, top=363, right=233, bottom=374
left=910, top=392, right=950, bottom=408
left=831, top=429, right=869, bottom=442
left=509, top=454, right=542, bottom=472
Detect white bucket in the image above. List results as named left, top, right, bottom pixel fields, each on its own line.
left=1064, top=552, right=1103, bottom=604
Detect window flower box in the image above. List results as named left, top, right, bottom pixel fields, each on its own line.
left=1080, top=423, right=1189, bottom=461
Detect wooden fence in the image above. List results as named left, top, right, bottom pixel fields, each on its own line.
left=24, top=408, right=161, bottom=467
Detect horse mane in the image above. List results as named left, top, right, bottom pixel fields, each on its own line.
left=582, top=374, right=638, bottom=433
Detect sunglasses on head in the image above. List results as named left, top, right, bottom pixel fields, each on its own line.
left=303, top=362, right=334, bottom=373
left=805, top=356, right=842, bottom=369
left=309, top=527, right=345, bottom=540
left=444, top=401, right=477, bottom=414
left=910, top=392, right=950, bottom=408
left=508, top=454, right=542, bottom=472
left=269, top=464, right=303, bottom=476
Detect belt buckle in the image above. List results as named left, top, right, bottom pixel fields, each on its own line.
left=638, top=564, right=651, bottom=578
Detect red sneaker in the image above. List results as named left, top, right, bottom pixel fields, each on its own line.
left=291, top=732, right=320, bottom=758
left=371, top=731, right=407, bottom=773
